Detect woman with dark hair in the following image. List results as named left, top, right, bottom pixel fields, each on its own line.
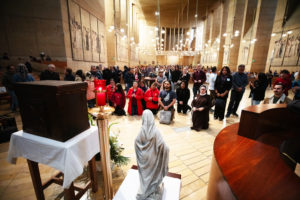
left=112, top=83, right=126, bottom=116
left=139, top=80, right=148, bottom=93
left=191, top=85, right=211, bottom=131
left=139, top=80, right=147, bottom=110
left=13, top=63, right=35, bottom=82
left=250, top=72, right=268, bottom=105
left=75, top=69, right=86, bottom=82
left=176, top=81, right=191, bottom=114
left=214, top=66, right=232, bottom=121
left=64, top=68, right=75, bottom=81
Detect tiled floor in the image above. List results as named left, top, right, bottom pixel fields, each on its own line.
left=0, top=87, right=278, bottom=199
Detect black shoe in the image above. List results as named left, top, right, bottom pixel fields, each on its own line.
left=214, top=116, right=218, bottom=120
left=225, top=113, right=230, bottom=118
left=232, top=113, right=239, bottom=117
left=219, top=118, right=223, bottom=121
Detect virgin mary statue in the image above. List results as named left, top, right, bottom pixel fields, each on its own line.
left=135, top=110, right=169, bottom=200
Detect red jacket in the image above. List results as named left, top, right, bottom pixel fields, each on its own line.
left=106, top=85, right=116, bottom=102
left=273, top=76, right=291, bottom=96
left=126, top=87, right=144, bottom=115
left=144, top=88, right=159, bottom=109
left=112, top=92, right=125, bottom=108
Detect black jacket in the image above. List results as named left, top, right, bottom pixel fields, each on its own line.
left=250, top=80, right=268, bottom=101
left=176, top=87, right=190, bottom=104
left=171, top=70, right=182, bottom=83
left=180, top=73, right=190, bottom=86
left=215, top=75, right=232, bottom=99
left=40, top=70, right=60, bottom=80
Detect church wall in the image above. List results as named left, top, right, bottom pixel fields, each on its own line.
left=266, top=0, right=300, bottom=73
left=60, top=0, right=107, bottom=72
left=0, top=0, right=66, bottom=62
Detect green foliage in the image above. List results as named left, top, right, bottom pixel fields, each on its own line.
left=88, top=114, right=95, bottom=126
left=88, top=115, right=130, bottom=166
left=109, top=122, right=129, bottom=166
left=109, top=135, right=129, bottom=166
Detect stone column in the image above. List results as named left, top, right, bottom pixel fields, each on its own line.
left=249, top=0, right=277, bottom=72
left=228, top=0, right=246, bottom=71
left=218, top=0, right=229, bottom=70
left=105, top=0, right=117, bottom=67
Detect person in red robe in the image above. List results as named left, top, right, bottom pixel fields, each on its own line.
left=144, top=82, right=160, bottom=115
left=127, top=81, right=144, bottom=116
left=106, top=79, right=116, bottom=106
left=112, top=83, right=126, bottom=116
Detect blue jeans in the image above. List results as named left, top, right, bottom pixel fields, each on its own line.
left=8, top=90, right=18, bottom=111
left=251, top=99, right=261, bottom=106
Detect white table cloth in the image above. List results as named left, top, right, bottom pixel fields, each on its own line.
left=7, top=126, right=99, bottom=188
left=113, top=169, right=181, bottom=200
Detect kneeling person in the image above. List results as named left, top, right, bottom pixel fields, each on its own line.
left=191, top=85, right=211, bottom=131
left=158, top=80, right=177, bottom=121
left=144, top=82, right=160, bottom=115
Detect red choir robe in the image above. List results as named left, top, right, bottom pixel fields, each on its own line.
left=126, top=87, right=144, bottom=115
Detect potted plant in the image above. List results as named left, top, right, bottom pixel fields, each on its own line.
left=89, top=115, right=129, bottom=168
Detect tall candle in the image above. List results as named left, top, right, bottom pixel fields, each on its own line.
left=97, top=90, right=106, bottom=106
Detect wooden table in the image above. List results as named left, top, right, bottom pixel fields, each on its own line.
left=27, top=157, right=97, bottom=200
left=207, top=104, right=300, bottom=200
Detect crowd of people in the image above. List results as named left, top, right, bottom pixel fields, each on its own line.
left=2, top=62, right=299, bottom=132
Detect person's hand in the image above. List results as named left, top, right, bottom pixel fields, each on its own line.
left=194, top=80, right=197, bottom=83
left=220, top=93, right=225, bottom=97
left=237, top=87, right=242, bottom=92
left=216, top=93, right=220, bottom=97
left=164, top=106, right=169, bottom=111
left=179, top=101, right=183, bottom=105
left=132, top=94, right=136, bottom=97
left=114, top=103, right=117, bottom=107
left=149, top=97, right=152, bottom=100
left=192, top=107, right=197, bottom=111
left=198, top=107, right=204, bottom=111
left=198, top=80, right=201, bottom=83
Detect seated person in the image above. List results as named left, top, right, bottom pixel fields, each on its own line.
left=85, top=72, right=96, bottom=108
left=158, top=80, right=177, bottom=121
left=127, top=81, right=144, bottom=116
left=144, top=82, right=160, bottom=115
left=135, top=110, right=169, bottom=200
left=263, top=83, right=292, bottom=104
